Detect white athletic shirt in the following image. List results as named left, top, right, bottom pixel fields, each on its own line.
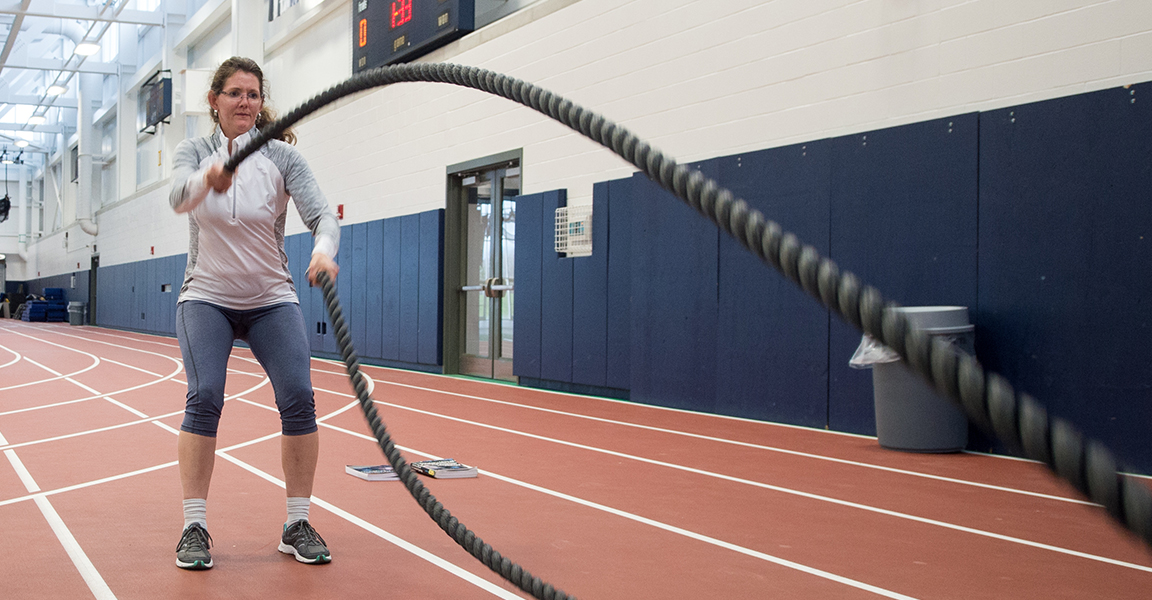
left=169, top=126, right=340, bottom=310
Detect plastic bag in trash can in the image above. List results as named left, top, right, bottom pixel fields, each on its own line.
left=849, top=334, right=901, bottom=369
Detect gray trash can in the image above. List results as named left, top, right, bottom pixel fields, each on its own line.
left=872, top=306, right=973, bottom=453
left=68, top=302, right=86, bottom=326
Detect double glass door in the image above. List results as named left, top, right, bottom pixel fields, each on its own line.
left=458, top=165, right=519, bottom=380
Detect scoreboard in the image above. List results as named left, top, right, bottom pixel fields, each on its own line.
left=354, top=0, right=475, bottom=73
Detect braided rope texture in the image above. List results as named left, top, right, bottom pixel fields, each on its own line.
left=317, top=272, right=576, bottom=600
left=225, top=62, right=1152, bottom=567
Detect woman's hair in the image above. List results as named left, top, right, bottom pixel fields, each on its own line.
left=207, top=56, right=296, bottom=145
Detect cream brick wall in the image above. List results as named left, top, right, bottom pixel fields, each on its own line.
left=25, top=0, right=1152, bottom=275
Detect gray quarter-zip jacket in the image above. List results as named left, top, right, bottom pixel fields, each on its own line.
left=169, top=126, right=340, bottom=310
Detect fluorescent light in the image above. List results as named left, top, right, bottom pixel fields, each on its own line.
left=75, top=42, right=101, bottom=56
left=14, top=140, right=28, bottom=148
left=47, top=84, right=67, bottom=95
left=28, top=115, right=46, bottom=125
left=0, top=254, right=6, bottom=261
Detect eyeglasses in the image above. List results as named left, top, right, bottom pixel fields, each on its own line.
left=218, top=90, right=261, bottom=102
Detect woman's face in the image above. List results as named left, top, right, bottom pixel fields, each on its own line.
left=209, top=71, right=262, bottom=139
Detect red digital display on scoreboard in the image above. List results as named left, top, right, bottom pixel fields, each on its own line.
left=354, top=0, right=475, bottom=72
left=391, top=0, right=413, bottom=28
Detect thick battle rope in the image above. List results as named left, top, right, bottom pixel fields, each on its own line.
left=314, top=272, right=572, bottom=600
left=224, top=62, right=1152, bottom=582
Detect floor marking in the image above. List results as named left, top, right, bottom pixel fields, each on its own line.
left=1, top=427, right=116, bottom=599
left=374, top=378, right=1094, bottom=505
left=354, top=401, right=1152, bottom=573
left=0, top=377, right=271, bottom=451
left=317, top=422, right=921, bottom=599
left=0, top=461, right=179, bottom=509
left=5, top=448, right=39, bottom=492
left=0, top=358, right=98, bottom=391
left=0, top=343, right=22, bottom=368
left=0, top=359, right=185, bottom=417
left=124, top=408, right=527, bottom=600
left=34, top=496, right=118, bottom=600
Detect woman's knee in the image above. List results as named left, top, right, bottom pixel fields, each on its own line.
left=277, top=388, right=317, bottom=435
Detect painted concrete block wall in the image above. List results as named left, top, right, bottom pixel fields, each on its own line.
left=23, top=0, right=1152, bottom=277
left=283, top=0, right=1152, bottom=238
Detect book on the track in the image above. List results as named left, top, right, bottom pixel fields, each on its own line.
left=345, top=464, right=399, bottom=481
left=409, top=458, right=478, bottom=479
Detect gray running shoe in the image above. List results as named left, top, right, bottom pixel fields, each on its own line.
left=278, top=520, right=331, bottom=564
left=175, top=523, right=213, bottom=570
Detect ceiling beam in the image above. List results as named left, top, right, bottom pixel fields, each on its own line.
left=0, top=123, right=65, bottom=133
left=0, top=0, right=163, bottom=26
left=2, top=56, right=118, bottom=75
left=0, top=0, right=33, bottom=78
left=0, top=93, right=76, bottom=108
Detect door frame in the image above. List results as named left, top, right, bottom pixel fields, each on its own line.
left=443, top=149, right=522, bottom=379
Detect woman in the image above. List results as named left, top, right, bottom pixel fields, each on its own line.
left=168, top=56, right=339, bottom=570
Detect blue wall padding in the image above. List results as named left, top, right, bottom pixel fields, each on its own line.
left=513, top=190, right=544, bottom=380
left=380, top=218, right=402, bottom=361
left=67, top=79, right=1152, bottom=472
left=827, top=114, right=980, bottom=435
left=570, top=184, right=610, bottom=388
left=418, top=210, right=443, bottom=366
left=605, top=177, right=633, bottom=391
left=978, top=83, right=1152, bottom=474
left=399, top=214, right=421, bottom=364
left=716, top=141, right=832, bottom=426
left=349, top=223, right=368, bottom=354
left=629, top=164, right=720, bottom=412
left=85, top=210, right=443, bottom=371
left=329, top=227, right=352, bottom=354
left=295, top=231, right=319, bottom=349
left=364, top=221, right=384, bottom=359
left=86, top=255, right=181, bottom=334
left=540, top=190, right=574, bottom=383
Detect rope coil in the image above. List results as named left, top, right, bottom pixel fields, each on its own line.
left=222, top=63, right=1151, bottom=593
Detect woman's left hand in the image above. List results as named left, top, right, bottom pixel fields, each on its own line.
left=307, top=253, right=339, bottom=287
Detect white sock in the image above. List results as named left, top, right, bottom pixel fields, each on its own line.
left=183, top=498, right=207, bottom=531
left=286, top=496, right=310, bottom=527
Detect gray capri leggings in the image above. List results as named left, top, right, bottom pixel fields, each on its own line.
left=176, top=300, right=317, bottom=437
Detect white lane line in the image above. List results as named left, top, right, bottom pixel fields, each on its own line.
left=0, top=375, right=272, bottom=452
left=214, top=451, right=526, bottom=600
left=34, top=497, right=118, bottom=600
left=0, top=358, right=185, bottom=417
left=0, top=343, right=22, bottom=368
left=137, top=415, right=527, bottom=600
left=0, top=395, right=929, bottom=597
left=373, top=378, right=1093, bottom=505
left=317, top=422, right=921, bottom=600
left=2, top=431, right=116, bottom=599
left=0, top=358, right=99, bottom=391
left=0, top=460, right=179, bottom=509
left=0, top=410, right=186, bottom=452
left=359, top=399, right=1152, bottom=573
left=23, top=356, right=156, bottom=422
left=5, top=448, right=39, bottom=492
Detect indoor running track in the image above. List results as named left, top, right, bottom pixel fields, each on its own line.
left=2, top=320, right=1151, bottom=599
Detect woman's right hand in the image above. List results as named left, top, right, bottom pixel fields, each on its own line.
left=204, top=162, right=233, bottom=193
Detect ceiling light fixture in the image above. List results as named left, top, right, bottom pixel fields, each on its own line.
left=15, top=140, right=28, bottom=148
left=28, top=115, right=46, bottom=125
left=75, top=42, right=101, bottom=56
left=47, top=84, right=68, bottom=95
